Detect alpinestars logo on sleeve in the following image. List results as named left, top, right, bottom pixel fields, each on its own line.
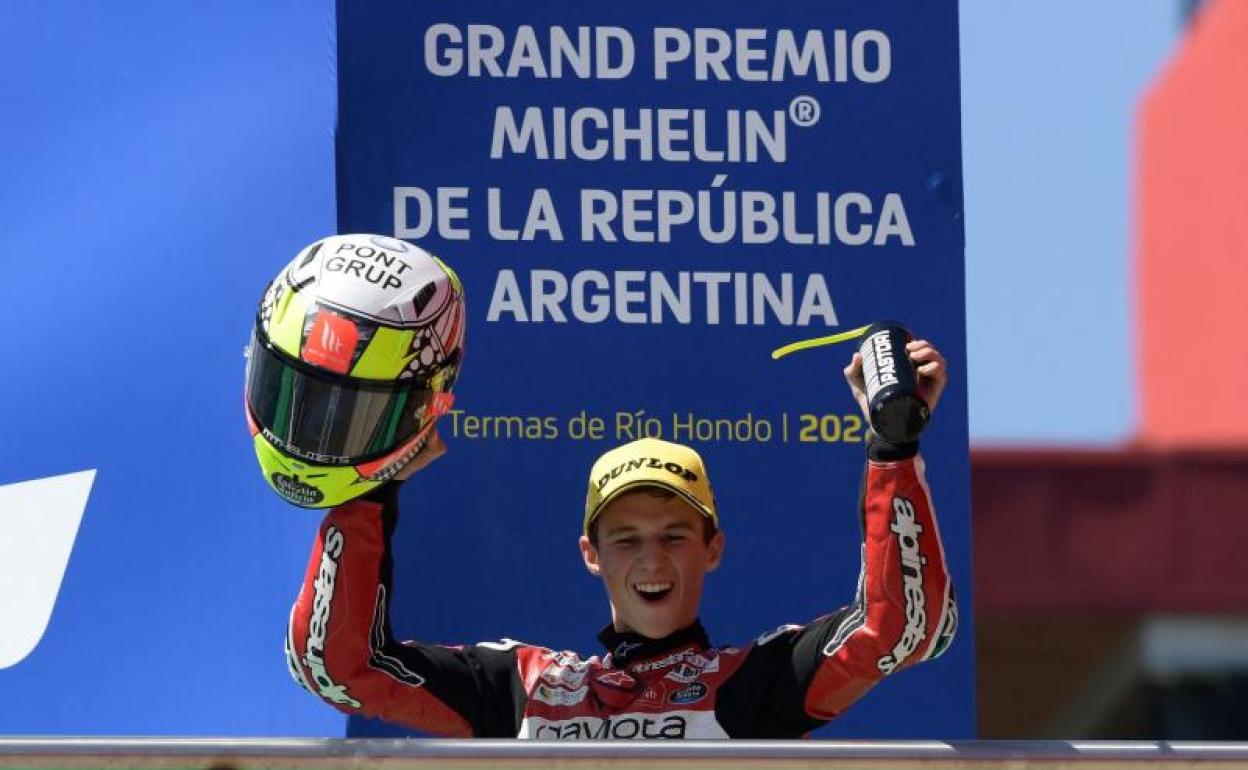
left=876, top=496, right=928, bottom=674
left=304, top=526, right=362, bottom=708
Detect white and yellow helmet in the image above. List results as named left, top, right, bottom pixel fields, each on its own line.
left=244, top=234, right=465, bottom=507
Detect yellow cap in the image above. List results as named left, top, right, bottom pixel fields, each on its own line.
left=583, top=438, right=718, bottom=535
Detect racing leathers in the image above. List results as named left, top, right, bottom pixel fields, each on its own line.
left=285, top=437, right=957, bottom=738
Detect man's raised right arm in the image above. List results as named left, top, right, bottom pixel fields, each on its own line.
left=285, top=477, right=523, bottom=737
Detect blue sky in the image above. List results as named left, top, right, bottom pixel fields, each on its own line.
left=961, top=0, right=1177, bottom=443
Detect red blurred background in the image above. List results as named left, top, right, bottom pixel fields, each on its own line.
left=974, top=0, right=1248, bottom=738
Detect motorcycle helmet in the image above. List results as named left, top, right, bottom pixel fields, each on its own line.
left=244, top=234, right=465, bottom=507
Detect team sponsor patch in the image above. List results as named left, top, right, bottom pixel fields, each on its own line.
left=631, top=648, right=718, bottom=674
left=302, top=311, right=359, bottom=374
left=550, top=650, right=592, bottom=671
left=637, top=683, right=667, bottom=709
left=518, top=710, right=728, bottom=740
left=669, top=682, right=708, bottom=704
left=664, top=662, right=702, bottom=684
left=527, top=713, right=686, bottom=739
left=271, top=472, right=324, bottom=506
left=596, top=458, right=698, bottom=493
left=542, top=661, right=589, bottom=689
left=533, top=683, right=590, bottom=707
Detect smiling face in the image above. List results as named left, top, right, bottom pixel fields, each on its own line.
left=579, top=488, right=724, bottom=639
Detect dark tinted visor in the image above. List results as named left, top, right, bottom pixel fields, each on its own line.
left=245, top=329, right=433, bottom=465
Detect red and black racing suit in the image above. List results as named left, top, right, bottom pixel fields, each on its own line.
left=285, top=437, right=957, bottom=739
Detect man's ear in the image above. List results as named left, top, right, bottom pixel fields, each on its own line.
left=705, top=529, right=725, bottom=573
left=579, top=534, right=602, bottom=577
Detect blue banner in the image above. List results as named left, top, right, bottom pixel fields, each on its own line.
left=336, top=0, right=972, bottom=739
left=0, top=1, right=342, bottom=735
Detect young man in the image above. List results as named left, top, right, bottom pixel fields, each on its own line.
left=283, top=345, right=956, bottom=739
left=252, top=235, right=954, bottom=739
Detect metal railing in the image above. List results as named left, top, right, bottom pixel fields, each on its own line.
left=4, top=738, right=1248, bottom=770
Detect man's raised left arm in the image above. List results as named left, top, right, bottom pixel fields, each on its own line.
left=714, top=338, right=957, bottom=736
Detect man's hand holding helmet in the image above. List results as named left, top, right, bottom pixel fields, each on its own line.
left=244, top=234, right=465, bottom=506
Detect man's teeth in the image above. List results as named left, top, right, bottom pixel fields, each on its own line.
left=635, top=582, right=673, bottom=594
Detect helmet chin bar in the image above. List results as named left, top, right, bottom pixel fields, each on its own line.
left=356, top=393, right=453, bottom=481
left=359, top=426, right=431, bottom=482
